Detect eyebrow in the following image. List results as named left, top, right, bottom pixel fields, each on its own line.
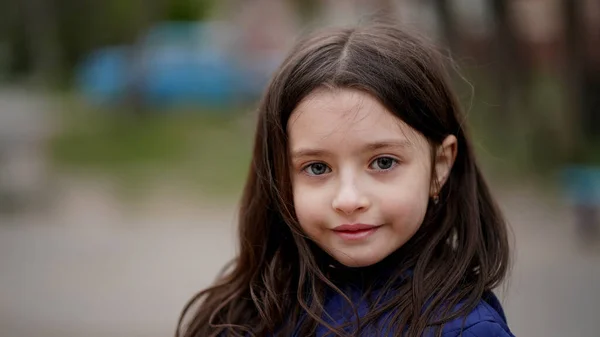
left=365, top=140, right=412, bottom=151
left=291, top=139, right=412, bottom=159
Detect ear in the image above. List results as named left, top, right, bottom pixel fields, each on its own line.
left=431, top=135, right=457, bottom=196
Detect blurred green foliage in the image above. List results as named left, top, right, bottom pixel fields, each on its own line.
left=167, top=0, right=214, bottom=21
left=51, top=97, right=255, bottom=198
left=0, top=0, right=217, bottom=84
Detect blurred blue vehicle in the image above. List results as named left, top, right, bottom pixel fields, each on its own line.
left=561, top=165, right=600, bottom=241
left=76, top=21, right=279, bottom=109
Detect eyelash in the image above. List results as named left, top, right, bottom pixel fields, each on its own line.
left=301, top=162, right=331, bottom=177
left=301, top=156, right=400, bottom=176
left=370, top=156, right=400, bottom=172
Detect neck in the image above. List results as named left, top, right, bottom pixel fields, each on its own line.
left=320, top=248, right=410, bottom=289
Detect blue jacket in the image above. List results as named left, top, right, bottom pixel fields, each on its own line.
left=296, top=287, right=514, bottom=337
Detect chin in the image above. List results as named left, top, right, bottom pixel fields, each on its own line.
left=334, top=254, right=384, bottom=268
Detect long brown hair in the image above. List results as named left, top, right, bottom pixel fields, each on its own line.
left=177, top=20, right=510, bottom=337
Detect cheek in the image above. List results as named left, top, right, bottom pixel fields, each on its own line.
left=292, top=183, right=327, bottom=234
left=379, top=171, right=431, bottom=225
left=381, top=190, right=428, bottom=218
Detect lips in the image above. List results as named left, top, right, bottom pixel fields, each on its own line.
left=333, top=223, right=379, bottom=231
left=332, top=223, right=380, bottom=240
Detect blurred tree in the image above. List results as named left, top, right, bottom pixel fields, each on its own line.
left=562, top=0, right=586, bottom=160
left=433, top=0, right=459, bottom=53
left=166, top=0, right=215, bottom=21
left=489, top=0, right=525, bottom=110
left=1, top=3, right=30, bottom=78
left=488, top=0, right=534, bottom=157
left=2, top=0, right=217, bottom=87
left=562, top=0, right=600, bottom=163
left=1, top=0, right=63, bottom=85
left=288, top=0, right=321, bottom=23
left=124, top=0, right=160, bottom=115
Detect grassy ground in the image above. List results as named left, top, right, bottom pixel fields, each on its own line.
left=50, top=96, right=256, bottom=200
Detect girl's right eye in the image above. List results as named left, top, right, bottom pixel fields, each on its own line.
left=303, top=162, right=331, bottom=176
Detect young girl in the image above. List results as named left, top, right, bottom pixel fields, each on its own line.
left=177, top=20, right=514, bottom=337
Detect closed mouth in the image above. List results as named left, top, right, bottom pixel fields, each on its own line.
left=331, top=224, right=381, bottom=241
left=333, top=223, right=380, bottom=232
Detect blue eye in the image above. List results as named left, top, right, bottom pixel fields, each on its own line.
left=304, top=162, right=331, bottom=176
left=370, top=156, right=398, bottom=171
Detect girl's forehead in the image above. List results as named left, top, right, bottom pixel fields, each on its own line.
left=288, top=88, right=423, bottom=145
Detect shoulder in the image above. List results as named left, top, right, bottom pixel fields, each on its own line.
left=441, top=292, right=515, bottom=337
left=445, top=321, right=513, bottom=337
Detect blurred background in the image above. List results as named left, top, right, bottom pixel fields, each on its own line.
left=0, top=0, right=599, bottom=336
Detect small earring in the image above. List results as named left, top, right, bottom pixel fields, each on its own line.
left=432, top=194, right=439, bottom=205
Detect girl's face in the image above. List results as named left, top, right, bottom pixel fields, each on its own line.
left=288, top=88, right=456, bottom=267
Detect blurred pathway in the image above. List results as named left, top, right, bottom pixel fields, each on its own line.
left=0, top=86, right=53, bottom=212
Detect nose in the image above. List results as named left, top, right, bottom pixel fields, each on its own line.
left=331, top=178, right=370, bottom=215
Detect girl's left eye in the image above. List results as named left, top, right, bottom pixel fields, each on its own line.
left=369, top=156, right=399, bottom=171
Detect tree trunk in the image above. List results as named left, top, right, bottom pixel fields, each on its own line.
left=488, top=0, right=531, bottom=148
left=432, top=0, right=459, bottom=53
left=124, top=0, right=163, bottom=115
left=20, top=0, right=63, bottom=85
left=561, top=0, right=587, bottom=161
